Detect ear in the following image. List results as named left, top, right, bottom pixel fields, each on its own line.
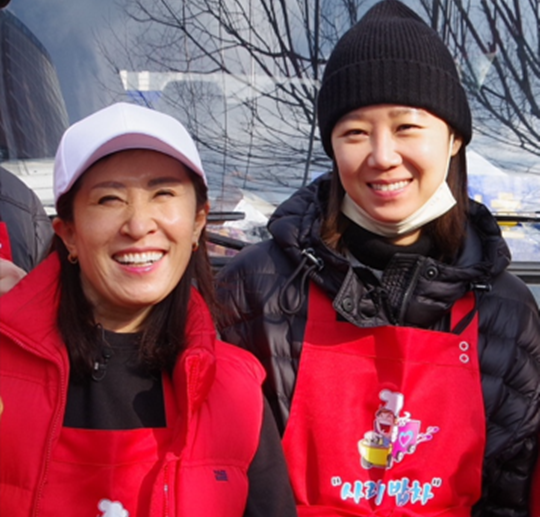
left=193, top=201, right=210, bottom=243
left=451, top=134, right=463, bottom=157
left=52, top=217, right=78, bottom=257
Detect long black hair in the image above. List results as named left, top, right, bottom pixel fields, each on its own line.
left=54, top=157, right=216, bottom=380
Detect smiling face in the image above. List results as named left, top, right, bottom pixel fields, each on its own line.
left=375, top=409, right=395, bottom=439
left=53, top=149, right=208, bottom=332
left=331, top=105, right=462, bottom=240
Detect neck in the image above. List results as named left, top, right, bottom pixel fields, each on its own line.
left=92, top=305, right=150, bottom=333
left=389, top=230, right=422, bottom=246
left=342, top=221, right=435, bottom=270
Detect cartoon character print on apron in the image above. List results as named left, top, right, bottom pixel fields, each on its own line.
left=38, top=375, right=177, bottom=517
left=282, top=282, right=485, bottom=516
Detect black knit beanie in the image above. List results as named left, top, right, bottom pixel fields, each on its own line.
left=317, top=0, right=472, bottom=157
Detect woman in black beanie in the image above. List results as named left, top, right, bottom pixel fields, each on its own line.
left=216, top=0, right=540, bottom=514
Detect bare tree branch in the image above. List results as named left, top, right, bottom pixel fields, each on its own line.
left=105, top=0, right=540, bottom=194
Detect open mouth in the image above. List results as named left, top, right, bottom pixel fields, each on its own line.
left=379, top=423, right=391, bottom=433
left=370, top=180, right=410, bottom=192
left=114, top=251, right=164, bottom=267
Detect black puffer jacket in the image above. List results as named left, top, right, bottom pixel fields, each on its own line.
left=0, top=167, right=53, bottom=271
left=216, top=174, right=540, bottom=516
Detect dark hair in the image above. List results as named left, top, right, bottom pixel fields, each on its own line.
left=54, top=155, right=216, bottom=380
left=321, top=145, right=469, bottom=262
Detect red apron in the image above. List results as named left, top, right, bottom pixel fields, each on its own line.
left=283, top=283, right=485, bottom=516
left=38, top=375, right=177, bottom=517
left=532, top=460, right=540, bottom=517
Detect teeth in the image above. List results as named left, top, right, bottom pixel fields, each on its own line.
left=115, top=252, right=163, bottom=265
left=371, top=180, right=409, bottom=192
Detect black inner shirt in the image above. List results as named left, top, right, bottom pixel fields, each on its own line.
left=63, top=330, right=167, bottom=430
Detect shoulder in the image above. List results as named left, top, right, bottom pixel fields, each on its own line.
left=478, top=270, right=540, bottom=429
left=0, top=256, right=63, bottom=365
left=479, top=270, right=540, bottom=354
left=0, top=166, right=44, bottom=215
left=1, top=254, right=60, bottom=313
left=217, top=238, right=289, bottom=279
left=481, top=270, right=539, bottom=326
left=493, top=267, right=535, bottom=296
left=215, top=239, right=294, bottom=311
left=0, top=167, right=53, bottom=270
left=214, top=339, right=266, bottom=384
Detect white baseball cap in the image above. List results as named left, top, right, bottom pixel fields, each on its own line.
left=53, top=102, right=207, bottom=205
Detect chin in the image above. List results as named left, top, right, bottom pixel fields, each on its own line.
left=372, top=209, right=415, bottom=224
left=372, top=215, right=408, bottom=225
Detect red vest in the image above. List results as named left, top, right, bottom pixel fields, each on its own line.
left=0, top=254, right=265, bottom=516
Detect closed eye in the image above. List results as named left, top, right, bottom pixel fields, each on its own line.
left=336, top=127, right=368, bottom=141
left=155, top=189, right=176, bottom=198
left=98, top=194, right=123, bottom=204
left=397, top=123, right=421, bottom=131
left=344, top=128, right=367, bottom=136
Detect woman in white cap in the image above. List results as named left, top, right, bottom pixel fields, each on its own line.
left=216, top=0, right=540, bottom=514
left=0, top=102, right=296, bottom=516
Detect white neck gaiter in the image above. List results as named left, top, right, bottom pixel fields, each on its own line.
left=341, top=136, right=456, bottom=239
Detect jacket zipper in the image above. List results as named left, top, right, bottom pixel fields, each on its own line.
left=158, top=356, right=197, bottom=517
left=397, top=261, right=423, bottom=325
left=163, top=463, right=170, bottom=517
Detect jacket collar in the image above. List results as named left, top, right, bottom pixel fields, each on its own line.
left=267, top=173, right=511, bottom=327
left=0, top=253, right=64, bottom=361
left=172, top=287, right=217, bottom=419
left=1, top=253, right=218, bottom=418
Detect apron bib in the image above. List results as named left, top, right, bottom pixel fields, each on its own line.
left=283, top=283, right=485, bottom=516
left=38, top=375, right=177, bottom=517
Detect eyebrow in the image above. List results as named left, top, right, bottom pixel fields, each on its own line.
left=148, top=176, right=185, bottom=187
left=339, top=106, right=426, bottom=122
left=387, top=107, right=425, bottom=118
left=90, top=176, right=185, bottom=191
left=90, top=181, right=126, bottom=190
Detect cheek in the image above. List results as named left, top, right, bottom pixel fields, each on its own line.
left=164, top=210, right=201, bottom=243
left=417, top=155, right=449, bottom=192
left=335, top=147, right=369, bottom=184
left=70, top=203, right=118, bottom=246
left=337, top=165, right=363, bottom=198
left=415, top=139, right=450, bottom=170
left=162, top=198, right=197, bottom=222
left=334, top=148, right=354, bottom=174
left=73, top=223, right=114, bottom=258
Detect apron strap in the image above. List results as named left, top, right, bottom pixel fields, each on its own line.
left=307, top=282, right=334, bottom=322
left=450, top=291, right=477, bottom=335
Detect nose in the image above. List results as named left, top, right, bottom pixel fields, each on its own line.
left=367, top=131, right=402, bottom=170
left=120, top=200, right=158, bottom=240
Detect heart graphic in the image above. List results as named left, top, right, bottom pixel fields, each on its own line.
left=398, top=431, right=414, bottom=447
